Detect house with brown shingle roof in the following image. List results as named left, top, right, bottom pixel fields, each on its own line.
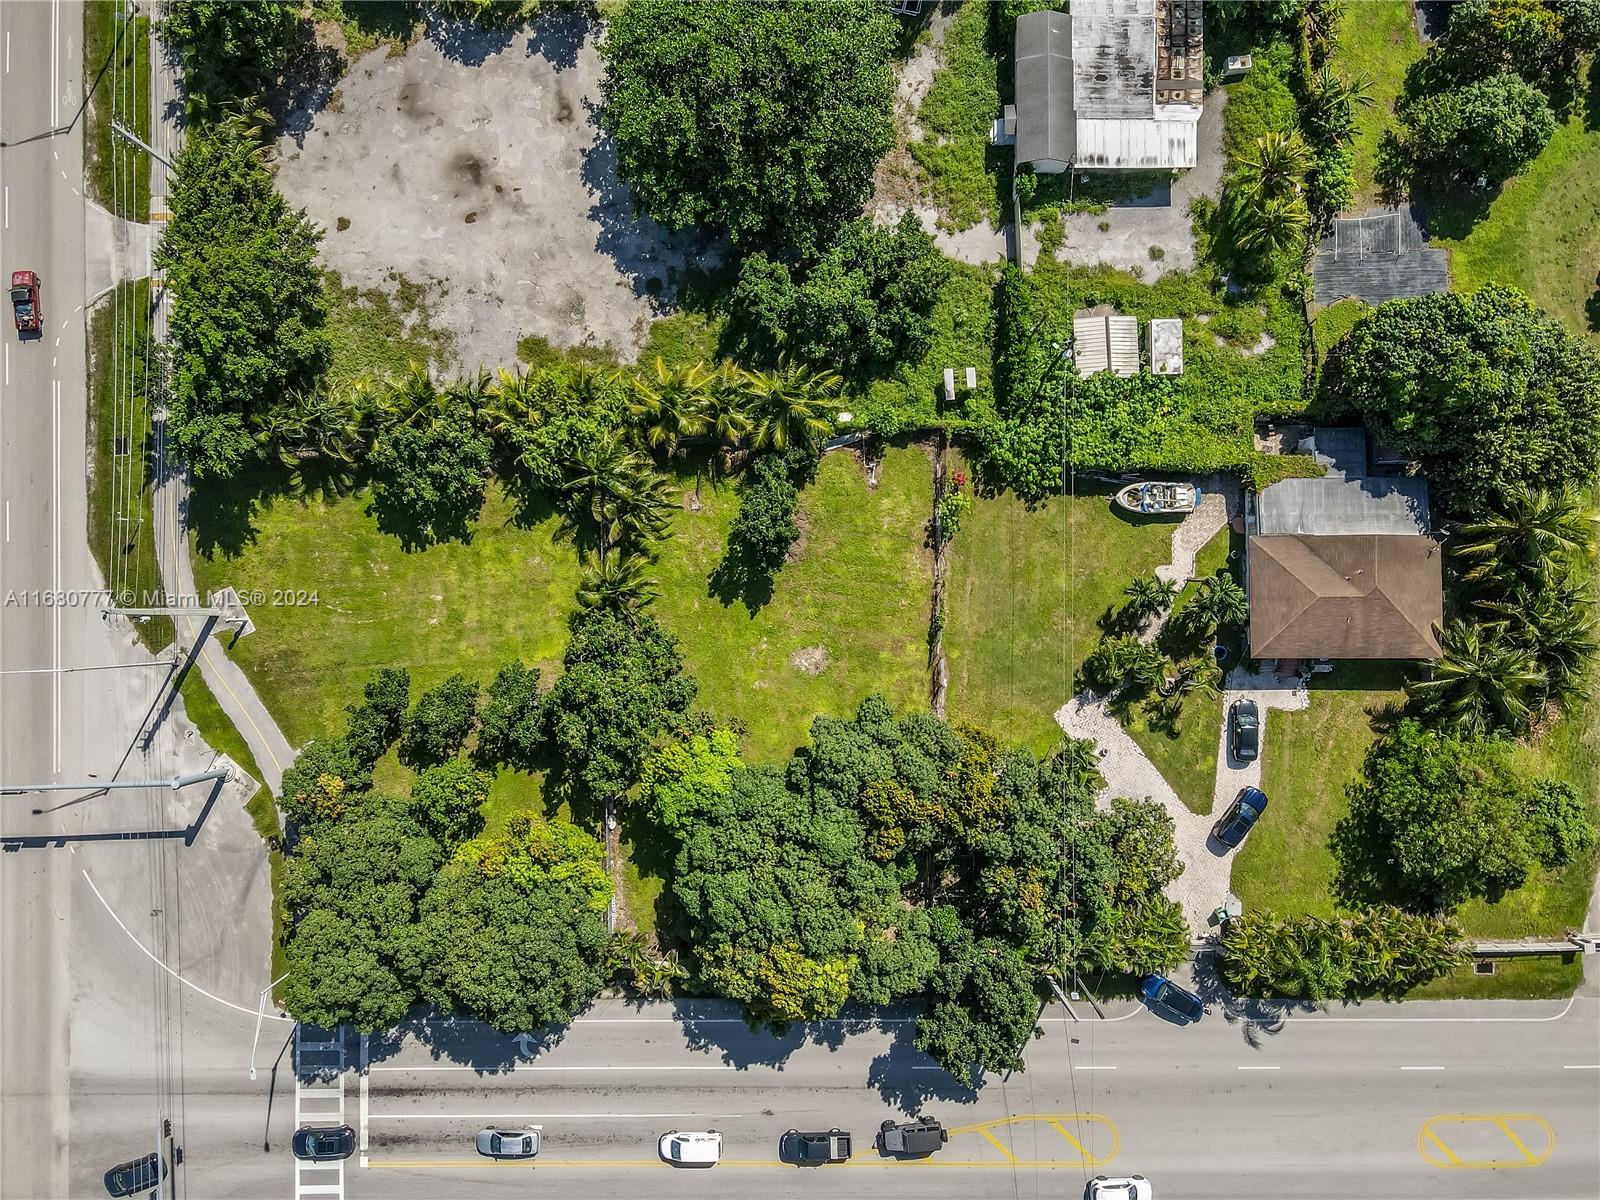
left=1246, top=430, right=1443, bottom=661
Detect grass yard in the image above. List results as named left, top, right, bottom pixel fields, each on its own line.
left=325, top=270, right=458, bottom=384
left=653, top=445, right=935, bottom=764
left=943, top=476, right=1178, bottom=755
left=1332, top=0, right=1424, bottom=208
left=1310, top=298, right=1369, bottom=371
left=1406, top=955, right=1584, bottom=1001
left=1232, top=661, right=1407, bottom=919
left=189, top=475, right=579, bottom=749
left=1432, top=73, right=1600, bottom=349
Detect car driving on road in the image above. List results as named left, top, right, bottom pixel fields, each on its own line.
left=476, top=1127, right=539, bottom=1159
left=1213, top=785, right=1269, bottom=848
left=781, top=1128, right=852, bottom=1164
left=878, top=1117, right=948, bottom=1156
left=1088, top=1175, right=1153, bottom=1200
left=658, top=1129, right=722, bottom=1166
left=10, top=269, right=41, bottom=337
left=1229, top=698, right=1260, bottom=762
left=1140, top=974, right=1204, bottom=1024
left=102, top=1153, right=165, bottom=1197
left=291, top=1125, right=355, bottom=1162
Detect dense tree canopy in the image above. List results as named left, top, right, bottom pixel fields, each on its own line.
left=161, top=0, right=302, bottom=118
left=1397, top=73, right=1554, bottom=181
left=730, top=214, right=950, bottom=378
left=368, top=402, right=494, bottom=548
left=414, top=818, right=612, bottom=1032
left=1327, top=287, right=1600, bottom=516
left=598, top=0, right=897, bottom=258
left=543, top=608, right=697, bottom=804
left=155, top=116, right=330, bottom=478
left=399, top=674, right=482, bottom=769
left=411, top=760, right=491, bottom=850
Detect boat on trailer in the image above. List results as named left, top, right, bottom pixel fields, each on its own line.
left=1115, top=481, right=1200, bottom=516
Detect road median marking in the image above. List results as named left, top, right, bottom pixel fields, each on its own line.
left=1417, top=1114, right=1554, bottom=1169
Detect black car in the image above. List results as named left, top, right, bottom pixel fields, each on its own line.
left=1140, top=974, right=1205, bottom=1024
left=781, top=1128, right=852, bottom=1164
left=1229, top=698, right=1260, bottom=762
left=292, top=1125, right=356, bottom=1162
left=103, top=1153, right=165, bottom=1197
left=878, top=1117, right=948, bottom=1156
left=1213, top=786, right=1268, bottom=848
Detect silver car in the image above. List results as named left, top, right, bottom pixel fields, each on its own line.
left=476, top=1127, right=539, bottom=1159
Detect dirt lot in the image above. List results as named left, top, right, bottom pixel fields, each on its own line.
left=275, top=10, right=714, bottom=371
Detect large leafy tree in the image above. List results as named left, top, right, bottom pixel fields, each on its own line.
left=730, top=214, right=950, bottom=379
left=281, top=793, right=442, bottom=1031
left=156, top=115, right=330, bottom=478
left=161, top=0, right=302, bottom=119
left=399, top=674, right=482, bottom=769
left=368, top=399, right=494, bottom=547
left=1396, top=72, right=1555, bottom=182
left=1328, top=287, right=1600, bottom=516
left=543, top=608, right=697, bottom=804
left=1333, top=719, right=1590, bottom=908
left=473, top=661, right=544, bottom=771
left=415, top=818, right=612, bottom=1032
left=410, top=760, right=491, bottom=850
left=598, top=0, right=897, bottom=258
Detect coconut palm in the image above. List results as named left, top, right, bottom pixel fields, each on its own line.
left=482, top=365, right=549, bottom=440
left=1454, top=486, right=1596, bottom=594
left=1177, top=574, right=1249, bottom=641
left=1122, top=574, right=1181, bottom=625
left=630, top=358, right=710, bottom=462
left=1482, top=576, right=1599, bottom=706
left=1233, top=131, right=1312, bottom=204
left=1234, top=192, right=1311, bottom=256
left=1307, top=64, right=1374, bottom=141
left=1406, top=619, right=1547, bottom=735
left=745, top=362, right=840, bottom=453
left=577, top=550, right=659, bottom=613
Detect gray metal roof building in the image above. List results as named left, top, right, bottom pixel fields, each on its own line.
left=1014, top=10, right=1075, bottom=173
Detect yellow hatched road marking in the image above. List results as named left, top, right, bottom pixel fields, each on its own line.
left=977, top=1128, right=1017, bottom=1162
left=1417, top=1114, right=1554, bottom=1169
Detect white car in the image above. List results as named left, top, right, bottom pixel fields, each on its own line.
left=476, top=1127, right=539, bottom=1159
left=658, top=1129, right=722, bottom=1167
left=1088, top=1177, right=1152, bottom=1200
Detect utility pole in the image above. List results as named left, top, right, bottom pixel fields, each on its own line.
left=1, top=767, right=232, bottom=797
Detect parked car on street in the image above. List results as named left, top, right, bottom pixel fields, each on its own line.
left=292, top=1125, right=355, bottom=1162
left=476, top=1127, right=539, bottom=1159
left=1140, top=974, right=1204, bottom=1025
left=1228, top=698, right=1260, bottom=762
left=658, top=1130, right=721, bottom=1167
left=877, top=1117, right=948, bottom=1156
left=10, top=269, right=41, bottom=336
left=1088, top=1175, right=1153, bottom=1200
left=1213, top=786, right=1269, bottom=848
left=103, top=1153, right=165, bottom=1197
left=781, top=1128, right=852, bottom=1164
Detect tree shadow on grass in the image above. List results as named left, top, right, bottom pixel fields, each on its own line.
left=187, top=456, right=360, bottom=562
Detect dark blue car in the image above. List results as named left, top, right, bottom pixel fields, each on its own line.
left=1141, top=974, right=1204, bottom=1024
left=1213, top=786, right=1268, bottom=848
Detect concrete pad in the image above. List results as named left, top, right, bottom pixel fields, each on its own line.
left=274, top=9, right=719, bottom=369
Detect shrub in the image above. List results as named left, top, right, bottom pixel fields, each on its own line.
left=368, top=406, right=494, bottom=548
left=1527, top=779, right=1598, bottom=868
left=399, top=674, right=482, bottom=769
left=1219, top=907, right=1468, bottom=1000
left=342, top=668, right=410, bottom=769
left=722, top=453, right=801, bottom=577
left=410, top=759, right=491, bottom=850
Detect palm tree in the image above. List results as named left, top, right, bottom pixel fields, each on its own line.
left=1406, top=620, right=1548, bottom=735
left=1178, top=574, right=1249, bottom=641
left=630, top=358, right=710, bottom=462
left=372, top=360, right=442, bottom=430
left=1233, top=131, right=1312, bottom=205
left=1122, top=574, right=1180, bottom=625
left=1482, top=577, right=1598, bottom=707
left=1454, top=487, right=1596, bottom=594
left=482, top=365, right=548, bottom=440
left=1234, top=192, right=1311, bottom=256
left=577, top=550, right=659, bottom=613
left=1308, top=64, right=1374, bottom=141
left=745, top=362, right=840, bottom=453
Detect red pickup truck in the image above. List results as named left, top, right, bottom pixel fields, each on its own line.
left=10, top=269, right=41, bottom=336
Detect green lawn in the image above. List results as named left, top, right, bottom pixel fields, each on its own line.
left=1405, top=955, right=1585, bottom=1001
left=190, top=475, right=579, bottom=748
left=1332, top=0, right=1423, bottom=208
left=1433, top=76, right=1600, bottom=349
left=1123, top=697, right=1223, bottom=816
left=1232, top=662, right=1407, bottom=918
left=943, top=477, right=1177, bottom=754
left=653, top=445, right=934, bottom=764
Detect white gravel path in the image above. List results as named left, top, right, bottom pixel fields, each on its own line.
left=1211, top=665, right=1312, bottom=811
left=1056, top=693, right=1234, bottom=934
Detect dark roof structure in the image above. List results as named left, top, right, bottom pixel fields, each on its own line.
left=1247, top=429, right=1443, bottom=660
left=1014, top=9, right=1075, bottom=170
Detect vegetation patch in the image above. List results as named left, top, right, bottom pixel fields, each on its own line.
left=326, top=271, right=457, bottom=383
left=84, top=1, right=151, bottom=220
left=906, top=0, right=1004, bottom=231
left=1330, top=0, right=1424, bottom=206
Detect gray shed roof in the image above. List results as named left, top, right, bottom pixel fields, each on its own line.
left=1014, top=9, right=1075, bottom=168
left=1256, top=476, right=1432, bottom=538
left=1073, top=0, right=1156, bottom=119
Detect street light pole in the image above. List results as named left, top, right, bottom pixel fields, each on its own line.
left=249, top=973, right=291, bottom=1080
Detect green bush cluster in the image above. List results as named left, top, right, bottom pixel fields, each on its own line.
left=1219, top=907, right=1468, bottom=1000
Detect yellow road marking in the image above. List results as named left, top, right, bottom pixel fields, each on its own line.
left=1048, top=1119, right=1092, bottom=1160
left=977, top=1128, right=1017, bottom=1162
left=1418, top=1114, right=1554, bottom=1169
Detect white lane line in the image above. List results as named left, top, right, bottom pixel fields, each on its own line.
left=367, top=1064, right=738, bottom=1073
left=4, top=500, right=9, bottom=542
left=1400, top=1066, right=1445, bottom=1071
left=5, top=30, right=10, bottom=73
left=4, top=342, right=8, bottom=383
left=1563, top=1064, right=1600, bottom=1070
left=4, top=186, right=8, bottom=228
left=81, top=868, right=296, bottom=1022
left=1292, top=993, right=1579, bottom=1023
left=367, top=1114, right=743, bottom=1121
left=1073, top=1065, right=1117, bottom=1071
left=1237, top=1065, right=1279, bottom=1071
left=52, top=380, right=61, bottom=774
left=50, top=0, right=59, bottom=128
